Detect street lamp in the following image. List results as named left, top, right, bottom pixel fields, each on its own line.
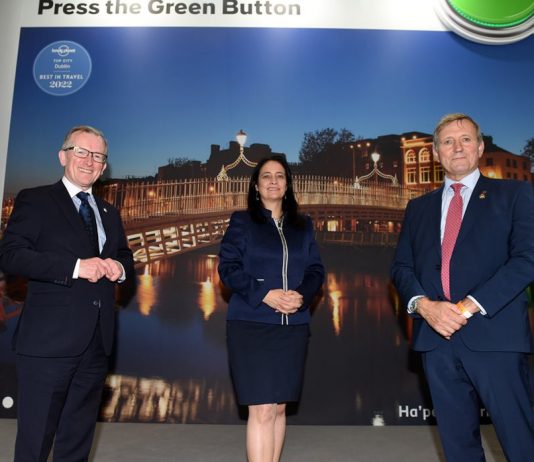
left=354, top=149, right=398, bottom=186
left=217, top=129, right=255, bottom=181
left=371, top=152, right=381, bottom=166
left=350, top=144, right=355, bottom=180
left=371, top=152, right=380, bottom=185
left=236, top=129, right=247, bottom=156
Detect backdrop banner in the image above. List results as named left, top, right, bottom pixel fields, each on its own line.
left=0, top=0, right=533, bottom=425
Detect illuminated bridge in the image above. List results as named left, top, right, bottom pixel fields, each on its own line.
left=96, top=176, right=426, bottom=264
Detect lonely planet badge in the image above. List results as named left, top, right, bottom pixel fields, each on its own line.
left=436, top=0, right=534, bottom=44
left=33, top=41, right=92, bottom=96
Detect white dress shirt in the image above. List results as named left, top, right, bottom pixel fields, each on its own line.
left=62, top=176, right=125, bottom=281
left=408, top=169, right=485, bottom=315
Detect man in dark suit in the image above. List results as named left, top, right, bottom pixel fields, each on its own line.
left=0, top=126, right=134, bottom=461
left=391, top=114, right=534, bottom=461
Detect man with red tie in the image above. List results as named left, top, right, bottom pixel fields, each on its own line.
left=0, top=126, right=134, bottom=461
left=391, top=113, right=534, bottom=461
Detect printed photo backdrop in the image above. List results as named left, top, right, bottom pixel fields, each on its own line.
left=1, top=25, right=534, bottom=425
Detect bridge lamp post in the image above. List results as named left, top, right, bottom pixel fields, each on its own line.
left=355, top=142, right=371, bottom=189
left=371, top=152, right=380, bottom=185
left=350, top=144, right=355, bottom=180
left=236, top=129, right=247, bottom=160
left=216, top=129, right=250, bottom=181
left=371, top=152, right=380, bottom=166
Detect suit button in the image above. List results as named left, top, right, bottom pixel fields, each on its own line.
left=93, top=300, right=101, bottom=307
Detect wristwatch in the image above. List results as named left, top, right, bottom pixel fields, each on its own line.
left=408, top=296, right=423, bottom=314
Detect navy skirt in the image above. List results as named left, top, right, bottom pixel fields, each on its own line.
left=227, top=320, right=310, bottom=406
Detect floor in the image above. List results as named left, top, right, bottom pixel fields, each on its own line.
left=0, top=419, right=506, bottom=461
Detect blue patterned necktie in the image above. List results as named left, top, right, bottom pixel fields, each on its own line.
left=76, top=191, right=100, bottom=256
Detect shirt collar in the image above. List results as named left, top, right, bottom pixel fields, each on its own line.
left=62, top=176, right=93, bottom=199
left=444, top=169, right=480, bottom=192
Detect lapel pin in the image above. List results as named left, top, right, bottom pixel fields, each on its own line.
left=479, top=191, right=487, bottom=199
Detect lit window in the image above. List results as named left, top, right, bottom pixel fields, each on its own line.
left=434, top=165, right=444, bottom=183
left=406, top=167, right=417, bottom=184
left=420, top=166, right=431, bottom=183
left=419, top=149, right=431, bottom=163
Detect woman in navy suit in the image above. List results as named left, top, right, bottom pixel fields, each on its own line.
left=218, top=155, right=324, bottom=462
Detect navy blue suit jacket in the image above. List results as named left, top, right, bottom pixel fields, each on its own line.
left=391, top=175, right=534, bottom=353
left=218, top=210, right=324, bottom=325
left=0, top=181, right=134, bottom=357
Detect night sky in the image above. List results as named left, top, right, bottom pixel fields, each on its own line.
left=5, top=27, right=534, bottom=193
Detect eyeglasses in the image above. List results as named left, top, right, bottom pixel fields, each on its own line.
left=64, top=146, right=108, bottom=164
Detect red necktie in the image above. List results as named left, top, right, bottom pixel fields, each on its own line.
left=441, top=183, right=463, bottom=300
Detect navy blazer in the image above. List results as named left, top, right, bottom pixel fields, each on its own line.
left=391, top=175, right=534, bottom=352
left=218, top=210, right=324, bottom=325
left=0, top=181, right=134, bottom=357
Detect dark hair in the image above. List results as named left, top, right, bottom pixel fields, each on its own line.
left=247, top=155, right=305, bottom=229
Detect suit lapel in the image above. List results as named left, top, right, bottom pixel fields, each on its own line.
left=50, top=181, right=108, bottom=257
left=49, top=181, right=86, bottom=237
left=455, top=176, right=490, bottom=247
left=430, top=186, right=443, bottom=258
left=95, top=196, right=113, bottom=256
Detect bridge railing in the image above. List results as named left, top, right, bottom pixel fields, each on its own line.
left=96, top=176, right=429, bottom=223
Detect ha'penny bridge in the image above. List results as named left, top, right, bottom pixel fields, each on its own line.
left=96, top=176, right=425, bottom=265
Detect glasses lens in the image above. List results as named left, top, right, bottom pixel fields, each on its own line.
left=93, top=153, right=107, bottom=163
left=69, top=147, right=107, bottom=163
left=72, top=147, right=89, bottom=158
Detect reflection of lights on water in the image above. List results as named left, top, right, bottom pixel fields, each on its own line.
left=137, top=265, right=157, bottom=316
left=199, top=276, right=216, bottom=320
left=187, top=254, right=220, bottom=285
left=101, top=375, right=208, bottom=423
left=327, top=273, right=343, bottom=336
left=354, top=392, right=362, bottom=412
left=137, top=379, right=169, bottom=422
left=136, top=255, right=221, bottom=320
left=205, top=254, right=217, bottom=270
left=329, top=290, right=342, bottom=336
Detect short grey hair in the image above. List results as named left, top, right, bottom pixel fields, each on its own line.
left=61, top=125, right=108, bottom=154
left=433, top=113, right=482, bottom=150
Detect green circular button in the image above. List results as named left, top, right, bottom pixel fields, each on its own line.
left=448, top=0, right=534, bottom=28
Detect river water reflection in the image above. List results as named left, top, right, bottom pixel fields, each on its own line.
left=103, top=244, right=525, bottom=425
left=2, top=245, right=532, bottom=424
